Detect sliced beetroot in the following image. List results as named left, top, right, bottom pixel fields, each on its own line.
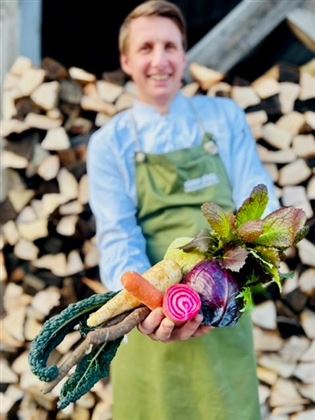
left=163, top=284, right=201, bottom=326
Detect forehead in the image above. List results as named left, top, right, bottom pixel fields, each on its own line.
left=128, top=16, right=183, bottom=47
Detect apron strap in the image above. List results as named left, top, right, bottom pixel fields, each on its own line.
left=188, top=100, right=218, bottom=154
left=129, top=109, right=147, bottom=163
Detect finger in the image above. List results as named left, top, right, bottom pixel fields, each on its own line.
left=172, top=314, right=203, bottom=341
left=192, top=325, right=213, bottom=338
left=138, top=308, right=164, bottom=335
left=151, top=317, right=176, bottom=342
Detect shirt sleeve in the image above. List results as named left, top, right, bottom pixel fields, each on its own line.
left=87, top=125, right=151, bottom=291
left=229, top=102, right=280, bottom=214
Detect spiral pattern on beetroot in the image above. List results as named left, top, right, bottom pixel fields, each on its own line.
left=163, top=284, right=201, bottom=324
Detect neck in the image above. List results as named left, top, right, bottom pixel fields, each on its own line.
left=138, top=93, right=178, bottom=115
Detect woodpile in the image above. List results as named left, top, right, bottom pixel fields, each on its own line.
left=1, top=56, right=314, bottom=419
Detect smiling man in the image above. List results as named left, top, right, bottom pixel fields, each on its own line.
left=87, top=1, right=278, bottom=419
left=120, top=13, right=186, bottom=113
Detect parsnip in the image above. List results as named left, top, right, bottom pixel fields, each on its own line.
left=87, top=259, right=182, bottom=327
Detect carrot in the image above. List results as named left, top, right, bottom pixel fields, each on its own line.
left=121, top=272, right=163, bottom=310
left=87, top=259, right=182, bottom=327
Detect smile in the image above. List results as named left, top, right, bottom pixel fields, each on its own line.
left=148, top=74, right=171, bottom=81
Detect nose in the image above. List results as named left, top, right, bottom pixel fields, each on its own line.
left=151, top=45, right=167, bottom=67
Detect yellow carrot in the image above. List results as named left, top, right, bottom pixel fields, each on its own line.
left=87, top=259, right=182, bottom=327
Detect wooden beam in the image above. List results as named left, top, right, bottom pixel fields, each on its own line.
left=287, top=7, right=315, bottom=52
left=185, top=0, right=304, bottom=80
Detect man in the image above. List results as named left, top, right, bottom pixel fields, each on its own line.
left=88, top=2, right=278, bottom=419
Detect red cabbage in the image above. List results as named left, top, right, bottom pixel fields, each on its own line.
left=183, top=260, right=242, bottom=327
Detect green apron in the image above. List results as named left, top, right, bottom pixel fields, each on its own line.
left=111, top=119, right=260, bottom=420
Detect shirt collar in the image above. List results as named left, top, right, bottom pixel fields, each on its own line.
left=132, top=92, right=190, bottom=123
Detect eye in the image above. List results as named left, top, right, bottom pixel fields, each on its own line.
left=139, top=43, right=151, bottom=53
left=165, top=42, right=177, bottom=50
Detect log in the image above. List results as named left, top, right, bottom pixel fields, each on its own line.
left=8, top=189, right=34, bottom=213
left=297, top=239, right=315, bottom=267
left=41, top=127, right=70, bottom=150
left=10, top=56, right=32, bottom=76
left=252, top=77, right=280, bottom=99
left=18, top=68, right=45, bottom=96
left=59, top=200, right=83, bottom=215
left=282, top=186, right=313, bottom=219
left=56, top=215, right=78, bottom=236
left=57, top=168, right=79, bottom=201
left=30, top=81, right=60, bottom=110
left=231, top=86, right=260, bottom=109
left=0, top=359, right=18, bottom=384
left=37, top=154, right=60, bottom=180
left=97, top=80, right=124, bottom=103
left=299, top=269, right=315, bottom=296
left=25, top=113, right=62, bottom=130
left=69, top=66, right=96, bottom=83
left=3, top=151, right=28, bottom=169
left=81, top=95, right=116, bottom=116
left=300, top=310, right=315, bottom=339
left=181, top=82, right=199, bottom=97
left=278, top=159, right=312, bottom=186
left=262, top=123, right=293, bottom=149
left=257, top=145, right=296, bottom=164
left=0, top=119, right=30, bottom=138
left=252, top=301, right=277, bottom=330
left=292, top=134, right=315, bottom=158
left=279, top=82, right=300, bottom=113
left=306, top=176, right=315, bottom=199
left=14, top=239, right=39, bottom=260
left=276, top=111, right=306, bottom=135
left=189, top=63, right=223, bottom=90
left=299, top=71, right=315, bottom=100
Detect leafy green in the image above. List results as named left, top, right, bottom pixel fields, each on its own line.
left=221, top=246, right=248, bottom=272
left=255, top=207, right=307, bottom=248
left=201, top=202, right=234, bottom=240
left=183, top=185, right=307, bottom=301
left=237, top=287, right=254, bottom=313
left=236, top=184, right=268, bottom=228
left=253, top=246, right=281, bottom=267
left=58, top=337, right=123, bottom=409
left=180, top=229, right=217, bottom=254
left=237, top=220, right=264, bottom=242
left=29, top=292, right=118, bottom=382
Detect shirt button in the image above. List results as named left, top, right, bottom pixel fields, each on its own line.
left=135, top=151, right=146, bottom=163
left=204, top=141, right=218, bottom=155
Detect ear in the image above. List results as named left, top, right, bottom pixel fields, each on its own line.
left=120, top=54, right=131, bottom=76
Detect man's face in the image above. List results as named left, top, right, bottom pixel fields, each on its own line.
left=120, top=16, right=187, bottom=108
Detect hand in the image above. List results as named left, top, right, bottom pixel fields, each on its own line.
left=138, top=308, right=213, bottom=343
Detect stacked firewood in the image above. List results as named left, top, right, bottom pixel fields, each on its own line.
left=0, top=56, right=314, bottom=419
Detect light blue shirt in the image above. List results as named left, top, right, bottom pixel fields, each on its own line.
left=87, top=93, right=279, bottom=290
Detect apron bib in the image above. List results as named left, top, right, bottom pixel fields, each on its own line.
left=111, top=115, right=260, bottom=420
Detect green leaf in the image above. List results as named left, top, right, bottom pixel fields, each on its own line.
left=294, top=225, right=309, bottom=244
left=29, top=292, right=118, bottom=383
left=255, top=207, right=307, bottom=248
left=221, top=246, right=249, bottom=272
left=248, top=250, right=281, bottom=290
left=180, top=229, right=216, bottom=253
left=236, top=184, right=269, bottom=228
left=254, top=246, right=281, bottom=267
left=201, top=202, right=233, bottom=240
left=237, top=220, right=264, bottom=243
left=280, top=271, right=295, bottom=281
left=58, top=337, right=123, bottom=409
left=237, top=287, right=254, bottom=313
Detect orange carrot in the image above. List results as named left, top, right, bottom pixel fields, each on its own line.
left=121, top=272, right=164, bottom=310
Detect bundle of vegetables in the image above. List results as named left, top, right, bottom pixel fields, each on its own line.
left=29, top=184, right=308, bottom=408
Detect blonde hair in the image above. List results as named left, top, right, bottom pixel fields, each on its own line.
left=119, top=1, right=187, bottom=54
